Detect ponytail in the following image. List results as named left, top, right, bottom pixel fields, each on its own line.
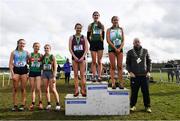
left=16, top=39, right=25, bottom=50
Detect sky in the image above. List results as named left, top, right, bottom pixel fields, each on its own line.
left=0, top=0, right=180, bottom=67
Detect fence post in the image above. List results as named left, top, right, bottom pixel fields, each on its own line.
left=159, top=68, right=163, bottom=82
left=2, top=72, right=5, bottom=87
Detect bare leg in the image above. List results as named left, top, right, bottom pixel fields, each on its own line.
left=79, top=60, right=86, bottom=95
left=73, top=61, right=79, bottom=95
left=109, top=52, right=116, bottom=88
left=97, top=50, right=103, bottom=80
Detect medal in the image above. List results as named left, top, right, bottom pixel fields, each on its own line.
left=136, top=58, right=142, bottom=64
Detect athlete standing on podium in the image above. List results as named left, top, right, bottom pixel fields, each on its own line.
left=69, top=23, right=88, bottom=97
left=87, top=11, right=105, bottom=82
left=106, top=16, right=125, bottom=89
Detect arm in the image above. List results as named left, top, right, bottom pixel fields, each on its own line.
left=52, top=55, right=57, bottom=79
left=126, top=50, right=135, bottom=77
left=126, top=51, right=131, bottom=73
left=118, top=27, right=124, bottom=51
left=146, top=50, right=152, bottom=73
left=87, top=24, right=92, bottom=42
left=79, top=37, right=88, bottom=62
left=101, top=24, right=105, bottom=41
left=69, top=36, right=78, bottom=61
left=9, top=51, right=14, bottom=78
left=106, top=28, right=117, bottom=50
left=27, top=52, right=31, bottom=64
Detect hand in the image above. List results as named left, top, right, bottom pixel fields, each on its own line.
left=146, top=72, right=151, bottom=78
left=52, top=77, right=56, bottom=83
left=129, top=72, right=136, bottom=78
left=11, top=73, right=15, bottom=80
left=78, top=57, right=84, bottom=62
left=115, top=48, right=120, bottom=53
left=74, top=57, right=79, bottom=62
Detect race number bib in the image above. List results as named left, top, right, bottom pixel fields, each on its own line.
left=43, top=64, right=52, bottom=70
left=74, top=45, right=83, bottom=51
left=16, top=61, right=26, bottom=67
left=31, top=62, right=41, bottom=68
left=93, top=29, right=101, bottom=34
left=113, top=39, right=121, bottom=46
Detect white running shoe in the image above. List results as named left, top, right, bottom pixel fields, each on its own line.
left=55, top=105, right=61, bottom=111
left=46, top=105, right=51, bottom=110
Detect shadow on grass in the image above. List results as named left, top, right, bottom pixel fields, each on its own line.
left=0, top=83, right=74, bottom=94
left=0, top=107, right=122, bottom=120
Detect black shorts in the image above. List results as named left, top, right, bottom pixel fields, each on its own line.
left=72, top=51, right=85, bottom=60
left=29, top=71, right=41, bottom=77
left=108, top=49, right=123, bottom=53
left=13, top=66, right=28, bottom=75
left=90, top=40, right=104, bottom=51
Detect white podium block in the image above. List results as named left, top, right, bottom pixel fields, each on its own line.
left=65, top=94, right=87, bottom=115
left=105, top=88, right=130, bottom=115
left=86, top=82, right=108, bottom=115
left=65, top=81, right=130, bottom=115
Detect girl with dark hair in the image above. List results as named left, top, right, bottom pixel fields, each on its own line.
left=106, top=16, right=125, bottom=89
left=9, top=39, right=28, bottom=111
left=28, top=42, right=43, bottom=110
left=69, top=23, right=88, bottom=97
left=87, top=11, right=105, bottom=82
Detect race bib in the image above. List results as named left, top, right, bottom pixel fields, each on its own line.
left=113, top=39, right=121, bottom=46
left=74, top=45, right=83, bottom=51
left=43, top=64, right=52, bottom=70
left=16, top=61, right=26, bottom=67
left=93, top=29, right=101, bottom=34
left=31, top=62, right=41, bottom=68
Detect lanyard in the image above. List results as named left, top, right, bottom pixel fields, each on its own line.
left=44, top=56, right=50, bottom=64
left=76, top=36, right=80, bottom=45
left=115, top=29, right=120, bottom=39
left=133, top=48, right=143, bottom=58
left=18, top=51, right=24, bottom=62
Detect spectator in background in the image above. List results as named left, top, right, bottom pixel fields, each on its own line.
left=175, top=66, right=180, bottom=83
left=165, top=61, right=174, bottom=82
left=57, top=64, right=62, bottom=79
left=63, top=58, right=71, bottom=84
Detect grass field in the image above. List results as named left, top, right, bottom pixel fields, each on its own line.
left=0, top=73, right=180, bottom=120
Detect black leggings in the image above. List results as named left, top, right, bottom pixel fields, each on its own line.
left=65, top=73, right=70, bottom=84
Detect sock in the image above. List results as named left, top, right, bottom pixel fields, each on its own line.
left=47, top=102, right=51, bottom=105
left=56, top=102, right=60, bottom=106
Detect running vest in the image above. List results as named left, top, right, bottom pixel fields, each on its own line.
left=71, top=35, right=85, bottom=59
left=42, top=54, right=53, bottom=71
left=13, top=50, right=28, bottom=67
left=90, top=22, right=103, bottom=41
left=29, top=52, right=42, bottom=72
left=108, top=27, right=123, bottom=51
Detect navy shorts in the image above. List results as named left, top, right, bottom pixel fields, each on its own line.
left=90, top=41, right=104, bottom=51
left=29, top=71, right=41, bottom=77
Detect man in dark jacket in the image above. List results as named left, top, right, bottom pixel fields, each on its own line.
left=126, top=38, right=152, bottom=113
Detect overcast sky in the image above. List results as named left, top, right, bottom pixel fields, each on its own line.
left=0, top=0, right=180, bottom=67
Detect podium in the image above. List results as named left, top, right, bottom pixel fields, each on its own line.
left=65, top=81, right=130, bottom=115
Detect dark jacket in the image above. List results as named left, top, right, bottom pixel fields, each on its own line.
left=126, top=46, right=152, bottom=76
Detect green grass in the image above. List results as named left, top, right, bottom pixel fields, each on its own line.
left=0, top=74, right=180, bottom=120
